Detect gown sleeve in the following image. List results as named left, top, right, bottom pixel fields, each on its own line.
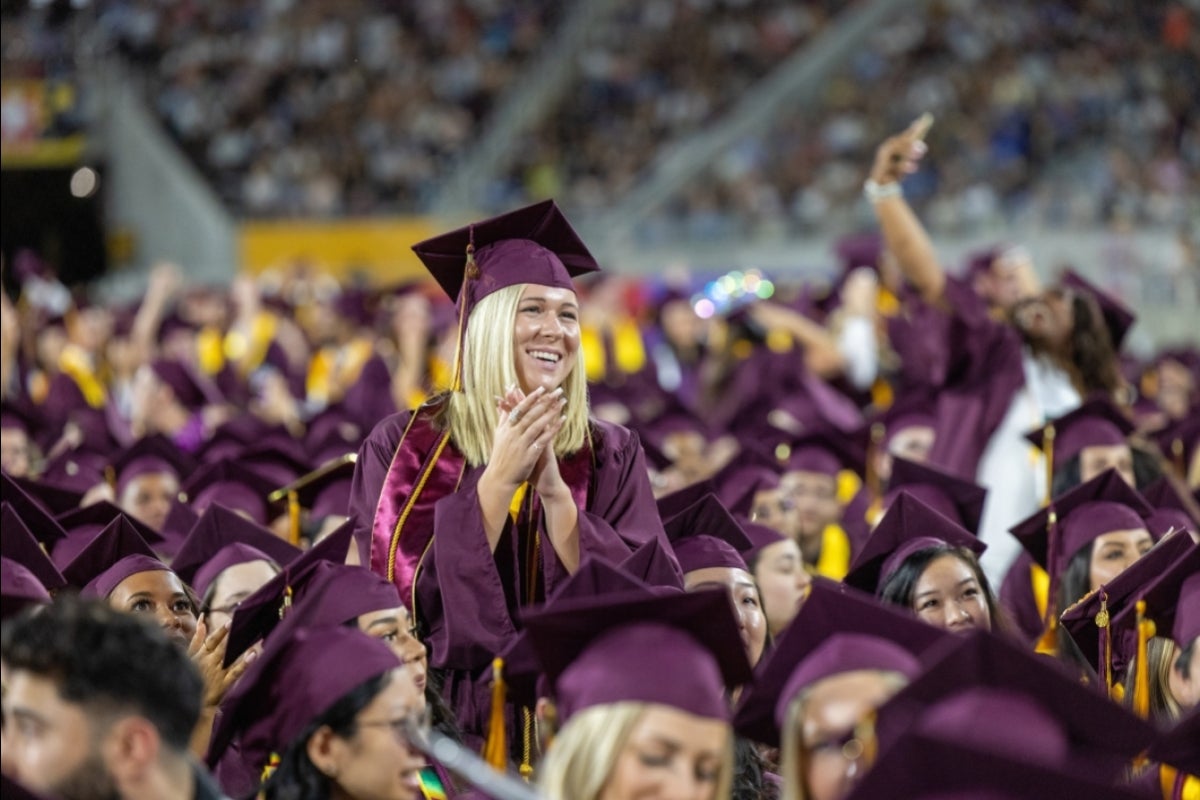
left=348, top=411, right=413, bottom=567
left=418, top=420, right=675, bottom=672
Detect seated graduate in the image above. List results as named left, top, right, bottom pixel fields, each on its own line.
left=522, top=588, right=753, bottom=800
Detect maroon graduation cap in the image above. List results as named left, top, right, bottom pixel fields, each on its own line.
left=521, top=588, right=752, bottom=724
left=205, top=626, right=400, bottom=775
left=733, top=579, right=947, bottom=747
left=844, top=491, right=985, bottom=594
left=412, top=200, right=600, bottom=392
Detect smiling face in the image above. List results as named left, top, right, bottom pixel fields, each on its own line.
left=910, top=554, right=991, bottom=633
left=512, top=284, right=581, bottom=395
left=1011, top=288, right=1074, bottom=351
left=320, top=669, right=427, bottom=800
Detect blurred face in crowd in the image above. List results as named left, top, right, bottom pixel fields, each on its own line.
left=600, top=705, right=728, bottom=800
left=660, top=298, right=705, bottom=353
left=68, top=307, right=114, bottom=354
left=751, top=538, right=810, bottom=637
left=910, top=554, right=990, bottom=633
left=108, top=571, right=197, bottom=648
left=129, top=366, right=169, bottom=431
left=118, top=472, right=179, bottom=533
left=0, top=425, right=32, bottom=477
left=512, top=284, right=580, bottom=395
left=309, top=669, right=425, bottom=800
left=1170, top=637, right=1200, bottom=709
left=797, top=670, right=906, bottom=800
left=1011, top=287, right=1074, bottom=352
left=684, top=567, right=767, bottom=667
left=203, top=559, right=279, bottom=632
left=1087, top=529, right=1154, bottom=592
left=358, top=606, right=429, bottom=703
left=887, top=425, right=935, bottom=465
left=978, top=250, right=1039, bottom=313
left=750, top=487, right=797, bottom=537
left=664, top=431, right=713, bottom=487
left=1155, top=359, right=1195, bottom=421
left=1078, top=443, right=1134, bottom=486
left=35, top=325, right=68, bottom=372
left=2, top=669, right=117, bottom=799
left=782, top=471, right=840, bottom=561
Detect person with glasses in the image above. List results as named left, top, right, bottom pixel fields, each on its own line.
left=207, top=625, right=427, bottom=800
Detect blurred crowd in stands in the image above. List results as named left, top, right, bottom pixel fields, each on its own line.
left=4, top=0, right=1194, bottom=237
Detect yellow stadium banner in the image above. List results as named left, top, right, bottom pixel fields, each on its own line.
left=238, top=218, right=441, bottom=283
left=1, top=79, right=87, bottom=168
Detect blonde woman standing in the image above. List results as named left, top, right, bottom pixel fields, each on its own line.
left=349, top=200, right=674, bottom=749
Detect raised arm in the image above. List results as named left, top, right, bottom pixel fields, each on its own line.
left=866, top=116, right=946, bottom=306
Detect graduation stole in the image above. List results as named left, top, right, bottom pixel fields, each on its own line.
left=307, top=338, right=374, bottom=406
left=57, top=344, right=106, bottom=408
left=369, top=404, right=593, bottom=614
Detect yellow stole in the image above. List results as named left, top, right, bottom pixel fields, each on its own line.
left=57, top=345, right=106, bottom=407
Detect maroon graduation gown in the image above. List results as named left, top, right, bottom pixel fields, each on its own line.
left=349, top=401, right=674, bottom=742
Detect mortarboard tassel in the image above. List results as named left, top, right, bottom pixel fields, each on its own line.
left=449, top=232, right=479, bottom=394
left=482, top=657, right=508, bottom=771
left=287, top=489, right=301, bottom=547
left=1132, top=599, right=1155, bottom=719
left=1093, top=590, right=1115, bottom=699
left=1035, top=508, right=1060, bottom=656
left=1041, top=422, right=1056, bottom=505
left=865, top=422, right=885, bottom=521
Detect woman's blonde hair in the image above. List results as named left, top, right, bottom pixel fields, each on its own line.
left=778, top=671, right=909, bottom=800
left=537, top=702, right=734, bottom=800
left=446, top=284, right=590, bottom=467
left=1121, top=636, right=1182, bottom=724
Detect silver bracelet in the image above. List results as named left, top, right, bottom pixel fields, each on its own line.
left=863, top=179, right=903, bottom=203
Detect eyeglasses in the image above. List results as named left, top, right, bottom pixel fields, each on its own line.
left=356, top=707, right=433, bottom=746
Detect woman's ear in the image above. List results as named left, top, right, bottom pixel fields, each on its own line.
left=305, top=725, right=343, bottom=779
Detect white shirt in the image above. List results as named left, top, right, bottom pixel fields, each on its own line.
left=975, top=350, right=1080, bottom=587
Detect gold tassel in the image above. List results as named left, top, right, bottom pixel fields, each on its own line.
left=1095, top=590, right=1114, bottom=698
left=1132, top=600, right=1155, bottom=719
left=1042, top=423, right=1056, bottom=505
left=482, top=657, right=508, bottom=770
left=450, top=241, right=478, bottom=394
left=519, top=706, right=535, bottom=780
left=1035, top=508, right=1060, bottom=656
left=287, top=489, right=301, bottom=547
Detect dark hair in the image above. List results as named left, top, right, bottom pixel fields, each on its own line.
left=1051, top=456, right=1083, bottom=499
left=1052, top=449, right=1163, bottom=499
left=1176, top=639, right=1196, bottom=681
left=425, top=667, right=464, bottom=744
left=732, top=734, right=779, bottom=800
left=0, top=595, right=203, bottom=752
left=261, top=671, right=391, bottom=800
left=877, top=545, right=1004, bottom=631
left=1055, top=543, right=1095, bottom=675
left=1067, top=293, right=1121, bottom=396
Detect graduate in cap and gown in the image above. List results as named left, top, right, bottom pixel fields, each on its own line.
left=1009, top=469, right=1157, bottom=671
left=207, top=625, right=427, bottom=800
left=733, top=580, right=946, bottom=800
left=348, top=200, right=672, bottom=744
left=844, top=491, right=999, bottom=635
left=523, top=588, right=753, bottom=800
left=864, top=118, right=1128, bottom=591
